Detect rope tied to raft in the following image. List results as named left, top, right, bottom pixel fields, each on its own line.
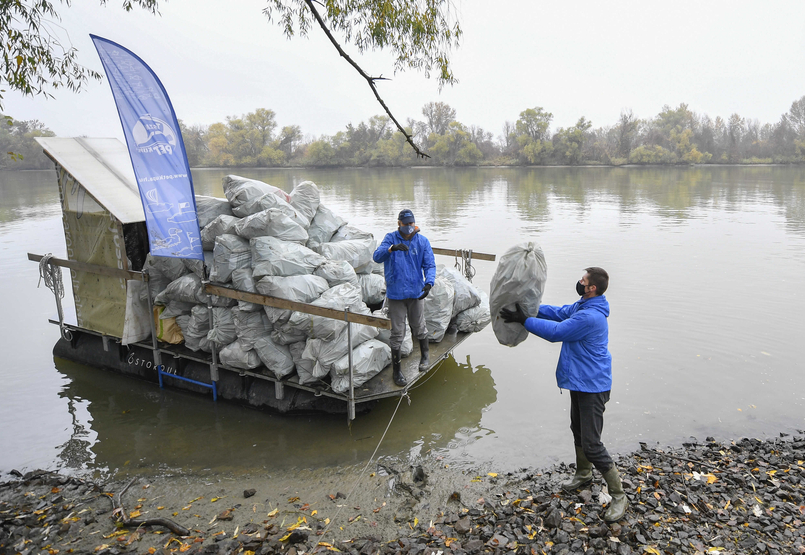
left=455, top=249, right=476, bottom=283
left=38, top=254, right=72, bottom=341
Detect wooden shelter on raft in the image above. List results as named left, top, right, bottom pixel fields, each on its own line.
left=30, top=137, right=495, bottom=419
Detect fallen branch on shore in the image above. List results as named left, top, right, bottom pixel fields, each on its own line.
left=106, top=478, right=190, bottom=536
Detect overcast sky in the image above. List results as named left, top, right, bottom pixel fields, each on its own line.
left=6, top=0, right=805, bottom=142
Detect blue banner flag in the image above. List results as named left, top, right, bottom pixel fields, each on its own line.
left=91, top=34, right=203, bottom=260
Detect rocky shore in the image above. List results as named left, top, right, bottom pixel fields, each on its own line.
left=1, top=433, right=803, bottom=555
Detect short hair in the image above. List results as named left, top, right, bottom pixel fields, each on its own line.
left=585, top=267, right=608, bottom=295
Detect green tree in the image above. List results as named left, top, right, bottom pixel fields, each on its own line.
left=429, top=121, right=482, bottom=166
left=422, top=101, right=456, bottom=137
left=178, top=120, right=208, bottom=167
left=0, top=0, right=158, bottom=112
left=371, top=130, right=417, bottom=166
left=553, top=116, right=592, bottom=165
left=0, top=114, right=55, bottom=169
left=514, top=107, right=553, bottom=164
left=277, top=125, right=303, bottom=159
left=304, top=138, right=337, bottom=166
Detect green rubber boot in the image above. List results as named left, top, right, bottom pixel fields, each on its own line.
left=561, top=446, right=593, bottom=492
left=602, top=466, right=628, bottom=522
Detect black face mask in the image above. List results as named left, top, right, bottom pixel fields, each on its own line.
left=576, top=281, right=586, bottom=296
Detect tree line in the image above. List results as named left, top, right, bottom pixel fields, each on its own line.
left=5, top=96, right=805, bottom=170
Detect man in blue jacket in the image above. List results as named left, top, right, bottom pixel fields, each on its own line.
left=500, top=267, right=627, bottom=523
left=373, top=209, right=436, bottom=387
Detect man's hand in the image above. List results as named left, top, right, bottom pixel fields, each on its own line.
left=390, top=243, right=409, bottom=252
left=418, top=283, right=432, bottom=300
left=499, top=303, right=529, bottom=325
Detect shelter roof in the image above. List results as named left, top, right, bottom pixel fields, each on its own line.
left=35, top=137, right=145, bottom=224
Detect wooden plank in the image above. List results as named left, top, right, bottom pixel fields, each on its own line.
left=28, top=252, right=145, bottom=281
left=204, top=284, right=392, bottom=330
left=432, top=247, right=496, bottom=262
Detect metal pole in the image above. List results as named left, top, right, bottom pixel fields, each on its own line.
left=205, top=284, right=219, bottom=402
left=346, top=308, right=355, bottom=422
left=143, top=270, right=164, bottom=383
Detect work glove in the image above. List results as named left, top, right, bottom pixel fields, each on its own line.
left=418, top=283, right=432, bottom=300
left=390, top=243, right=409, bottom=252
left=499, top=303, right=529, bottom=325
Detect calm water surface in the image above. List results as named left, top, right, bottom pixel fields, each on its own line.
left=1, top=166, right=804, bottom=478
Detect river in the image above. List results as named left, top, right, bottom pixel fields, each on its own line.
left=1, top=165, right=803, bottom=479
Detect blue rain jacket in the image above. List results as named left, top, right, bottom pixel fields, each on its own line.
left=373, top=229, right=436, bottom=300
left=524, top=294, right=612, bottom=393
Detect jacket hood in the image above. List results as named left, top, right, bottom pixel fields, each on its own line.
left=579, top=294, right=610, bottom=317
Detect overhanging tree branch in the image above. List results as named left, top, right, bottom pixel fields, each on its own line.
left=303, top=0, right=429, bottom=159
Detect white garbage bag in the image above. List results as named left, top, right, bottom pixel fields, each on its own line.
left=358, top=273, right=386, bottom=305
left=284, top=283, right=364, bottom=341
left=270, top=326, right=308, bottom=346
left=438, top=265, right=482, bottom=317
left=256, top=275, right=329, bottom=325
left=254, top=335, right=295, bottom=379
left=251, top=236, right=325, bottom=279
left=234, top=207, right=309, bottom=244
left=316, top=238, right=374, bottom=270
left=455, top=290, right=492, bottom=333
left=313, top=260, right=360, bottom=288
left=145, top=254, right=187, bottom=282
left=489, top=241, right=548, bottom=347
left=209, top=234, right=251, bottom=283
left=231, top=268, right=261, bottom=312
left=201, top=214, right=241, bottom=250
left=122, top=280, right=151, bottom=345
left=331, top=225, right=374, bottom=243
left=289, top=180, right=320, bottom=227
left=219, top=339, right=262, bottom=370
left=159, top=300, right=194, bottom=319
left=196, top=195, right=233, bottom=228
left=423, top=275, right=454, bottom=342
left=298, top=320, right=378, bottom=383
left=330, top=339, right=392, bottom=394
left=183, top=305, right=211, bottom=352
left=154, top=273, right=209, bottom=305
left=206, top=307, right=236, bottom=347
left=232, top=307, right=272, bottom=349
left=355, top=259, right=385, bottom=276
left=223, top=174, right=291, bottom=210
left=306, top=204, right=346, bottom=249
left=183, top=250, right=214, bottom=280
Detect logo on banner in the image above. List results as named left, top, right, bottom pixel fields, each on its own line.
left=132, top=114, right=177, bottom=155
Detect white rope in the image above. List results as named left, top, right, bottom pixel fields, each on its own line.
left=38, top=253, right=64, bottom=299
left=38, top=254, right=71, bottom=340
left=454, top=249, right=476, bottom=283
left=315, top=392, right=408, bottom=550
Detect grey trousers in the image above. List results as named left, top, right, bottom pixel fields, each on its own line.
left=387, top=298, right=428, bottom=350
left=569, top=390, right=614, bottom=473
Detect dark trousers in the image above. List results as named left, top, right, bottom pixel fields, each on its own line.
left=570, top=390, right=613, bottom=473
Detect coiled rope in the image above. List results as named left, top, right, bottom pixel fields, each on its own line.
left=38, top=254, right=72, bottom=341
left=455, top=249, right=476, bottom=283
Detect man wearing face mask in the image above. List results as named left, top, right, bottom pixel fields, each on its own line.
left=499, top=267, right=627, bottom=523
left=373, top=209, right=436, bottom=387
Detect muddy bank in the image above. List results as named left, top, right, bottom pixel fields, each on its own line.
left=1, top=433, right=804, bottom=555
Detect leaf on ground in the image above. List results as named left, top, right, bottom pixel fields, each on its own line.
left=300, top=503, right=310, bottom=511
left=487, top=472, right=498, bottom=477
left=211, top=497, right=223, bottom=502
left=288, top=496, right=300, bottom=503
left=267, top=509, right=278, bottom=517
left=94, top=545, right=110, bottom=553
left=103, top=530, right=128, bottom=539
left=217, top=509, right=234, bottom=521
left=157, top=506, right=164, bottom=510
left=129, top=510, right=141, bottom=518
left=126, top=531, right=141, bottom=545
left=348, top=515, right=361, bottom=523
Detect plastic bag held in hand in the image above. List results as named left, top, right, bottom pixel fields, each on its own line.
left=489, top=242, right=547, bottom=347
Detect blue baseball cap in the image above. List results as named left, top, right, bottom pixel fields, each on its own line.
left=398, top=209, right=415, bottom=224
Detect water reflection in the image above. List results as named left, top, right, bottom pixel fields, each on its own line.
left=54, top=352, right=497, bottom=476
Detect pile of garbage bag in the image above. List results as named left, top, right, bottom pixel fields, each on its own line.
left=137, top=176, right=490, bottom=394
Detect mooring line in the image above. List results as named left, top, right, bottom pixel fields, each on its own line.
left=315, top=391, right=408, bottom=551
